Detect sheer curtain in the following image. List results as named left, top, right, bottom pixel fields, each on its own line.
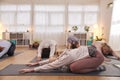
left=68, top=5, right=98, bottom=33
left=109, top=0, right=120, bottom=51
left=0, top=5, right=31, bottom=32
left=34, top=5, right=65, bottom=45
left=0, top=4, right=99, bottom=46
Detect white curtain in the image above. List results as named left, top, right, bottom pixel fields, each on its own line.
left=68, top=5, right=98, bottom=33
left=109, top=0, right=120, bottom=51
left=33, top=5, right=66, bottom=45
left=0, top=5, right=31, bottom=32
left=0, top=4, right=99, bottom=46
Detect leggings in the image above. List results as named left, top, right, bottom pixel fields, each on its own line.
left=70, top=51, right=104, bottom=73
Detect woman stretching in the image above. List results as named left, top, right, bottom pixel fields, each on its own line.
left=70, top=41, right=120, bottom=73
left=19, top=45, right=104, bottom=73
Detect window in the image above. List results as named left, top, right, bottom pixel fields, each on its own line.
left=109, top=0, right=120, bottom=51
left=0, top=5, right=31, bottom=32
left=68, top=5, right=98, bottom=32
left=0, top=4, right=99, bottom=46
left=34, top=5, right=65, bottom=45
left=34, top=5, right=65, bottom=33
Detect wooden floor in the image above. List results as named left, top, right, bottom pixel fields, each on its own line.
left=0, top=47, right=120, bottom=80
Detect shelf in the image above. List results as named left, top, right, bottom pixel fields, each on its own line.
left=2, top=32, right=30, bottom=46
left=67, top=32, right=93, bottom=46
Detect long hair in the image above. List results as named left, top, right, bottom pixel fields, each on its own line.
left=101, top=43, right=113, bottom=56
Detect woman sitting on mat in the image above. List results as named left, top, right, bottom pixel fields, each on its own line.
left=19, top=45, right=104, bottom=73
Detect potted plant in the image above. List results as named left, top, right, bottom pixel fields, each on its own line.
left=84, top=26, right=90, bottom=32
left=72, top=26, right=78, bottom=32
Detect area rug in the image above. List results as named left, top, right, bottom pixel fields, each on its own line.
left=0, top=63, right=120, bottom=77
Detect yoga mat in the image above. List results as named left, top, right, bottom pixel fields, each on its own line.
left=0, top=63, right=120, bottom=77
left=107, top=56, right=118, bottom=60
left=104, top=58, right=120, bottom=65
left=0, top=52, right=22, bottom=62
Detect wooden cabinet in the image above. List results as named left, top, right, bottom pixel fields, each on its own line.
left=2, top=32, right=30, bottom=46
left=67, top=32, right=94, bottom=46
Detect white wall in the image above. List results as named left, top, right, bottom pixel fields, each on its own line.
left=99, top=0, right=113, bottom=42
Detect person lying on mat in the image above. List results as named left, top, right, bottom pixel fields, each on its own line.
left=92, top=41, right=120, bottom=61
left=67, top=36, right=80, bottom=49
left=0, top=40, right=11, bottom=58
left=19, top=45, right=104, bottom=73
left=69, top=41, right=120, bottom=73
left=36, top=40, right=57, bottom=61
